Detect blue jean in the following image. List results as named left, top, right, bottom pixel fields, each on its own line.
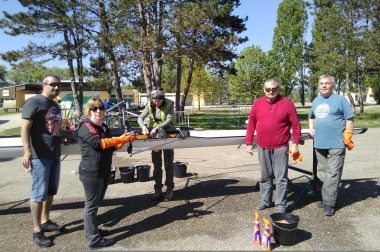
left=30, top=157, right=61, bottom=202
left=257, top=145, right=289, bottom=212
left=80, top=175, right=108, bottom=246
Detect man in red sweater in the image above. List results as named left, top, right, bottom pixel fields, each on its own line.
left=246, top=78, right=301, bottom=213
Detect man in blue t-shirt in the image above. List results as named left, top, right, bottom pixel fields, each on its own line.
left=309, top=74, right=355, bottom=216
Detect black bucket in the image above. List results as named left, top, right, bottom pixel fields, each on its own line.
left=108, top=168, right=116, bottom=184
left=173, top=162, right=188, bottom=178
left=136, top=165, right=151, bottom=182
left=270, top=213, right=300, bottom=246
left=119, top=166, right=135, bottom=183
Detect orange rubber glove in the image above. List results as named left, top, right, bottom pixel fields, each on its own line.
left=119, top=132, right=137, bottom=143
left=115, top=133, right=137, bottom=150
left=115, top=142, right=126, bottom=150
left=344, top=129, right=354, bottom=150
left=288, top=151, right=302, bottom=163
left=100, top=133, right=137, bottom=149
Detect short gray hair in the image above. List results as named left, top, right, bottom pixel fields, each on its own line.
left=318, top=74, right=334, bottom=84
left=264, top=78, right=279, bottom=87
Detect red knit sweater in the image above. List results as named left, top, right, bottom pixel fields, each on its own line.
left=245, top=95, right=301, bottom=149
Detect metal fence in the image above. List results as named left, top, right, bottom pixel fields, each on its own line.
left=206, top=106, right=250, bottom=125
left=174, top=111, right=190, bottom=127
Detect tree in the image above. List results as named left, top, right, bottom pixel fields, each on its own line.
left=175, top=0, right=247, bottom=111
left=0, top=0, right=94, bottom=114
left=271, top=0, right=308, bottom=96
left=309, top=0, right=378, bottom=112
left=0, top=65, right=7, bottom=86
left=115, top=0, right=246, bottom=112
left=228, top=46, right=277, bottom=103
left=364, top=0, right=380, bottom=104
left=7, top=60, right=47, bottom=84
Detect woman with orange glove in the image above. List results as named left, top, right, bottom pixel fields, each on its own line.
left=77, top=97, right=136, bottom=249
left=309, top=74, right=355, bottom=216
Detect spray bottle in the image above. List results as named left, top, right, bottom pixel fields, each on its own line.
left=253, top=212, right=261, bottom=245
left=261, top=217, right=272, bottom=251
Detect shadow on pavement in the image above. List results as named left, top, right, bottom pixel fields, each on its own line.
left=286, top=177, right=379, bottom=212
left=109, top=201, right=212, bottom=242
left=0, top=120, right=10, bottom=125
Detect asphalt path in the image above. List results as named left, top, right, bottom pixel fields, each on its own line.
left=0, top=123, right=379, bottom=251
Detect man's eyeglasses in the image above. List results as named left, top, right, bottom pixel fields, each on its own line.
left=47, top=82, right=61, bottom=88
left=265, top=87, right=279, bottom=93
left=90, top=106, right=105, bottom=112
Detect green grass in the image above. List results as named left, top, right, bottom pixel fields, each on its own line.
left=0, top=105, right=379, bottom=136
left=0, top=127, right=20, bottom=136
left=182, top=105, right=380, bottom=130
left=0, top=110, right=20, bottom=116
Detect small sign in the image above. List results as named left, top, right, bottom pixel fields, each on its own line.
left=2, top=90, right=9, bottom=97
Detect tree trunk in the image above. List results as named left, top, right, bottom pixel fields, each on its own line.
left=345, top=71, right=356, bottom=110
left=180, top=58, right=194, bottom=112
left=63, top=27, right=81, bottom=115
left=137, top=1, right=154, bottom=95
left=299, top=66, right=305, bottom=107
left=197, top=93, right=201, bottom=111
left=98, top=0, right=124, bottom=116
left=175, top=56, right=182, bottom=113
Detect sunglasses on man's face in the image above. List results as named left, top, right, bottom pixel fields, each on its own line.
left=265, top=87, right=279, bottom=93
left=47, top=82, right=61, bottom=88
left=90, top=106, right=105, bottom=112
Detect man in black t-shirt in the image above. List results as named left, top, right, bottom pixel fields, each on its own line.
left=21, top=74, right=66, bottom=248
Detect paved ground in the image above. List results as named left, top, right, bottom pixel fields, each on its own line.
left=0, top=114, right=379, bottom=251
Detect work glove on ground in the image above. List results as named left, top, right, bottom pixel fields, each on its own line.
left=344, top=129, right=354, bottom=150
left=100, top=133, right=137, bottom=149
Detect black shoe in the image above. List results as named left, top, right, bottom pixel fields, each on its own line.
left=256, top=202, right=274, bottom=211
left=324, top=205, right=335, bottom=216
left=316, top=201, right=324, bottom=208
left=41, top=220, right=66, bottom=233
left=164, top=189, right=174, bottom=201
left=89, top=237, right=115, bottom=249
left=98, top=228, right=111, bottom=236
left=152, top=189, right=163, bottom=201
left=32, top=230, right=52, bottom=248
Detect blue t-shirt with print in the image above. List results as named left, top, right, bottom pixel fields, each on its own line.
left=309, top=94, right=355, bottom=149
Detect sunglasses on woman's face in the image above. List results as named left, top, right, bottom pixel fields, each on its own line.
left=90, top=106, right=105, bottom=112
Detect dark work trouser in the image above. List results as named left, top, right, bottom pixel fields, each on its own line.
left=80, top=175, right=108, bottom=246
left=152, top=149, right=174, bottom=191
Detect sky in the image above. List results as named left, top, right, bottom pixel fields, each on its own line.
left=0, top=0, right=313, bottom=70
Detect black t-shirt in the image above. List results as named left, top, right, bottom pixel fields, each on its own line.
left=22, top=94, right=62, bottom=159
